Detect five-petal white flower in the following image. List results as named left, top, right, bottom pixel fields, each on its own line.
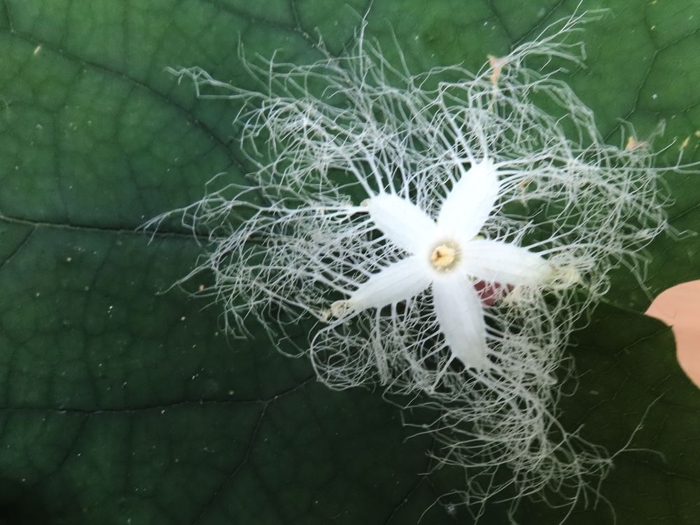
left=333, top=159, right=555, bottom=369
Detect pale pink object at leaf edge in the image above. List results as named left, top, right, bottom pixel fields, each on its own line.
left=645, top=280, right=700, bottom=388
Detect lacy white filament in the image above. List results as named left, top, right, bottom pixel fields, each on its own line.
left=149, top=12, right=673, bottom=519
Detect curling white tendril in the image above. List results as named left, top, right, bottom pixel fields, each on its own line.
left=148, top=11, right=675, bottom=521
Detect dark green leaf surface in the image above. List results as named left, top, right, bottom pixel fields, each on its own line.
left=1, top=1, right=700, bottom=524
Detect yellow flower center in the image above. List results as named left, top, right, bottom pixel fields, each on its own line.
left=430, top=240, right=460, bottom=272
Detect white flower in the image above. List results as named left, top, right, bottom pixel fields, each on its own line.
left=331, top=159, right=554, bottom=369
left=152, top=11, right=672, bottom=518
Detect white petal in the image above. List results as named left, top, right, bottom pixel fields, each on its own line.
left=437, top=159, right=500, bottom=239
left=462, top=240, right=553, bottom=286
left=345, top=256, right=432, bottom=311
left=432, top=274, right=489, bottom=369
left=368, top=193, right=437, bottom=254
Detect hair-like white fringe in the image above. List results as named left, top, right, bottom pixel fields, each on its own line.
left=147, top=11, right=678, bottom=521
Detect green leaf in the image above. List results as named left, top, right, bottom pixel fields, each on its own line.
left=1, top=1, right=699, bottom=524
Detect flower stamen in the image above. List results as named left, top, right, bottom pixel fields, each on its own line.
left=430, top=241, right=461, bottom=272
